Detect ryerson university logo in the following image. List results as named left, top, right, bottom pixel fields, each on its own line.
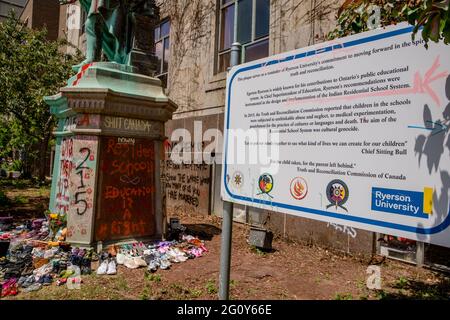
left=371, top=187, right=432, bottom=218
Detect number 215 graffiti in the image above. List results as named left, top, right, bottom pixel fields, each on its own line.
left=69, top=137, right=97, bottom=223
left=74, top=147, right=92, bottom=215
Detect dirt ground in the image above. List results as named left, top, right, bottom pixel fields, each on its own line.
left=0, top=180, right=49, bottom=222
left=1, top=183, right=450, bottom=300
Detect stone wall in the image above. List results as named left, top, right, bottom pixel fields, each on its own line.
left=163, top=113, right=224, bottom=216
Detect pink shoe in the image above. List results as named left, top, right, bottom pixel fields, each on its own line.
left=191, top=248, right=202, bottom=257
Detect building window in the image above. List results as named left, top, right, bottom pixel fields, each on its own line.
left=154, top=20, right=170, bottom=88
left=217, top=0, right=270, bottom=73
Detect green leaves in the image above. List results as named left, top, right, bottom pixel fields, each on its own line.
left=0, top=12, right=80, bottom=178
left=328, top=0, right=450, bottom=48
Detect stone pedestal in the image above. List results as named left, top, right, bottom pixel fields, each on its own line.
left=45, top=62, right=177, bottom=247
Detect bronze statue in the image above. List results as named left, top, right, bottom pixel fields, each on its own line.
left=60, top=0, right=158, bottom=71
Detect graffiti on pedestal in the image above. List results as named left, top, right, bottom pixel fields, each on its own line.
left=55, top=137, right=73, bottom=216
left=95, top=137, right=156, bottom=241
left=67, top=136, right=98, bottom=240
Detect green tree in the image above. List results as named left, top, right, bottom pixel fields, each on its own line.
left=0, top=13, right=79, bottom=181
left=328, top=0, right=450, bottom=47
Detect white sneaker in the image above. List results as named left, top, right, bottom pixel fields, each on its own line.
left=106, top=259, right=117, bottom=275
left=116, top=253, right=125, bottom=265
left=147, top=259, right=159, bottom=272
left=133, top=256, right=147, bottom=267
left=123, top=255, right=138, bottom=269
left=96, top=260, right=108, bottom=275
left=159, top=256, right=171, bottom=270
left=43, top=248, right=57, bottom=259
left=172, top=248, right=188, bottom=262
left=167, top=249, right=181, bottom=263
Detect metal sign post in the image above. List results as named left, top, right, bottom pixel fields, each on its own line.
left=219, top=42, right=241, bottom=301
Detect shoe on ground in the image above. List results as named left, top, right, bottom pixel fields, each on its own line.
left=23, top=283, right=41, bottom=293
left=116, top=253, right=125, bottom=265
left=17, top=276, right=27, bottom=287
left=173, top=248, right=188, bottom=262
left=106, top=259, right=117, bottom=275
left=159, top=258, right=171, bottom=270
left=147, top=259, right=159, bottom=273
left=96, top=259, right=108, bottom=275
left=123, top=256, right=138, bottom=269
left=133, top=256, right=147, bottom=267
left=21, top=275, right=35, bottom=288
left=43, top=274, right=52, bottom=286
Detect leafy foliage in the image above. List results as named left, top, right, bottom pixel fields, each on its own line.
left=0, top=13, right=80, bottom=179
left=328, top=0, right=450, bottom=47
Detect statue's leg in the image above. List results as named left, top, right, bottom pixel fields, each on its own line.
left=87, top=15, right=103, bottom=62
left=72, top=15, right=103, bottom=72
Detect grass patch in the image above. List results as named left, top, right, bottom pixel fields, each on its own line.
left=140, top=287, right=152, bottom=300
left=14, top=195, right=29, bottom=204
left=169, top=283, right=191, bottom=299
left=170, top=283, right=185, bottom=292
left=356, top=279, right=366, bottom=290
left=116, top=276, right=129, bottom=291
left=38, top=186, right=50, bottom=197
left=145, top=273, right=162, bottom=282
left=0, top=179, right=31, bottom=189
left=394, top=276, right=409, bottom=289
left=375, top=290, right=388, bottom=300
left=205, top=279, right=218, bottom=294
left=250, top=245, right=267, bottom=257
left=334, top=293, right=353, bottom=300
left=189, top=288, right=203, bottom=298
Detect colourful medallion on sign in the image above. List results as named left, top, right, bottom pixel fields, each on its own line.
left=326, top=179, right=349, bottom=212
left=290, top=177, right=308, bottom=200
left=258, top=173, right=274, bottom=198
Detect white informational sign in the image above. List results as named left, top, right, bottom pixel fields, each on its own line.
left=221, top=23, right=450, bottom=248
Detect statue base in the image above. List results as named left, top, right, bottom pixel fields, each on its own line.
left=45, top=62, right=177, bottom=247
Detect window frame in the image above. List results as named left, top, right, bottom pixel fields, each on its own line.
left=216, top=0, right=270, bottom=74
left=154, top=19, right=171, bottom=88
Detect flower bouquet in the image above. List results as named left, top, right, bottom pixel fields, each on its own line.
left=45, top=211, right=67, bottom=241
